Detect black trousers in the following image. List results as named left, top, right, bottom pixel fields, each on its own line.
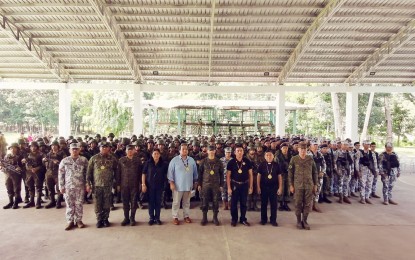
left=148, top=187, right=163, bottom=220
left=261, top=186, right=277, bottom=223
left=230, top=182, right=248, bottom=222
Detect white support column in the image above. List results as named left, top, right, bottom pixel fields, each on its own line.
left=133, top=85, right=143, bottom=135
left=275, top=86, right=286, bottom=136
left=345, top=87, right=359, bottom=141
left=58, top=84, right=71, bottom=137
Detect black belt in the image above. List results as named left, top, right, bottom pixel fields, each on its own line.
left=231, top=179, right=249, bottom=185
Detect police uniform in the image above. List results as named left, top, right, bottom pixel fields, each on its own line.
left=357, top=145, right=378, bottom=204
left=379, top=144, right=400, bottom=205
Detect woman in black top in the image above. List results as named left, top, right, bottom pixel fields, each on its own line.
left=142, top=149, right=168, bottom=225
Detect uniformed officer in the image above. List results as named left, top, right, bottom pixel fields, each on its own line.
left=336, top=142, right=353, bottom=204
left=288, top=142, right=318, bottom=230
left=370, top=142, right=381, bottom=199
left=22, top=141, right=45, bottom=209
left=257, top=151, right=282, bottom=226
left=227, top=145, right=253, bottom=227
left=1, top=143, right=23, bottom=209
left=220, top=147, right=233, bottom=210
left=198, top=145, right=224, bottom=226
left=116, top=144, right=142, bottom=226
left=43, top=141, right=66, bottom=208
left=59, top=143, right=89, bottom=230
left=357, top=140, right=378, bottom=204
left=307, top=141, right=326, bottom=213
left=379, top=142, right=400, bottom=205
left=87, top=141, right=118, bottom=228
left=275, top=142, right=292, bottom=211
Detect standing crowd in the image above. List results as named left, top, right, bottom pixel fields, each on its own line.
left=0, top=132, right=401, bottom=231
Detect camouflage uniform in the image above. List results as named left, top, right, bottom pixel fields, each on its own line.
left=2, top=152, right=23, bottom=208
left=275, top=150, right=292, bottom=208
left=24, top=150, right=45, bottom=208
left=116, top=155, right=142, bottom=224
left=336, top=149, right=354, bottom=199
left=288, top=155, right=318, bottom=227
left=307, top=150, right=326, bottom=203
left=379, top=151, right=400, bottom=203
left=198, top=157, right=223, bottom=217
left=220, top=156, right=232, bottom=202
left=357, top=149, right=378, bottom=201
left=59, top=156, right=88, bottom=223
left=246, top=153, right=262, bottom=211
left=87, top=153, right=118, bottom=223
left=44, top=150, right=66, bottom=207
left=322, top=149, right=336, bottom=199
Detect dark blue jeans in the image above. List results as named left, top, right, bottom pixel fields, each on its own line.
left=148, top=187, right=163, bottom=220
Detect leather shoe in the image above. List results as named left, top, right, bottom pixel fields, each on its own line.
left=271, top=222, right=278, bottom=227
left=260, top=221, right=266, bottom=225
left=148, top=219, right=154, bottom=226
left=173, top=218, right=180, bottom=225
left=231, top=221, right=237, bottom=227
left=184, top=217, right=192, bottom=223
left=155, top=219, right=162, bottom=225
left=240, top=220, right=250, bottom=226
left=76, top=221, right=85, bottom=228
left=65, top=222, right=74, bottom=231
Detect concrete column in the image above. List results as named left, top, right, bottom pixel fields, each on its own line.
left=345, top=86, right=359, bottom=141
left=58, top=83, right=71, bottom=137
left=133, top=85, right=143, bottom=135
left=275, top=86, right=286, bottom=136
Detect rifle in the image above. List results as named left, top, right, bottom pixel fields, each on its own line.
left=0, top=159, right=22, bottom=175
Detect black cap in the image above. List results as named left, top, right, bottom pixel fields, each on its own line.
left=207, top=145, right=215, bottom=151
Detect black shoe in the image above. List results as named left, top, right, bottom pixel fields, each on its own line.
left=23, top=202, right=34, bottom=209
left=278, top=205, right=284, bottom=211
left=121, top=218, right=130, bottom=226
left=103, top=220, right=110, bottom=227
left=284, top=204, right=291, bottom=211
left=271, top=222, right=278, bottom=227
left=323, top=196, right=332, bottom=204
left=231, top=221, right=237, bottom=227
left=110, top=205, right=116, bottom=211
left=96, top=221, right=103, bottom=228
left=24, top=197, right=29, bottom=203
left=260, top=221, right=266, bottom=225
left=155, top=219, right=162, bottom=225
left=148, top=219, right=154, bottom=226
left=239, top=220, right=250, bottom=226
left=318, top=197, right=324, bottom=203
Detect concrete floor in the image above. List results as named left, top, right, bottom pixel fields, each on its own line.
left=1, top=175, right=415, bottom=260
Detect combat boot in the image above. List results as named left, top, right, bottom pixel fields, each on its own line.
left=337, top=194, right=343, bottom=204
left=343, top=196, right=351, bottom=204
left=322, top=195, right=332, bottom=203
left=303, top=214, right=310, bottom=230
left=200, top=212, right=208, bottom=226
left=213, top=212, right=220, bottom=226
left=388, top=199, right=398, bottom=205
left=45, top=194, right=56, bottom=209
left=283, top=202, right=291, bottom=211
left=371, top=192, right=380, bottom=199
left=130, top=209, right=137, bottom=226
left=3, top=196, right=14, bottom=209
left=334, top=193, right=339, bottom=197
left=121, top=210, right=130, bottom=226
left=223, top=200, right=229, bottom=210
left=12, top=197, right=20, bottom=209
left=35, top=192, right=43, bottom=209
left=296, top=214, right=303, bottom=229
left=312, top=201, right=322, bottom=213
left=278, top=203, right=285, bottom=211
left=56, top=194, right=63, bottom=209
left=23, top=196, right=35, bottom=208
left=351, top=192, right=359, bottom=197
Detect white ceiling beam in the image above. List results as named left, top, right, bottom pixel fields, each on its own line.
left=207, top=0, right=216, bottom=83
left=0, top=13, right=70, bottom=82
left=0, top=3, right=92, bottom=8
left=277, top=0, right=345, bottom=84
left=346, top=19, right=415, bottom=85
left=88, top=0, right=143, bottom=83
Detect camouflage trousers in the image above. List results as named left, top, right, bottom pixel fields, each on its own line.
left=293, top=188, right=313, bottom=216
left=337, top=167, right=350, bottom=197
left=5, top=173, right=22, bottom=198
left=323, top=175, right=332, bottom=196
left=314, top=177, right=323, bottom=202
left=201, top=185, right=221, bottom=213
left=359, top=166, right=373, bottom=200
left=25, top=171, right=45, bottom=197
left=121, top=185, right=138, bottom=211
left=381, top=168, right=398, bottom=202
left=350, top=175, right=359, bottom=193
left=64, top=187, right=85, bottom=223
left=221, top=173, right=231, bottom=202
left=46, top=172, right=59, bottom=196
left=94, top=186, right=112, bottom=221
left=332, top=173, right=338, bottom=194
left=372, top=171, right=379, bottom=194
left=278, top=174, right=290, bottom=202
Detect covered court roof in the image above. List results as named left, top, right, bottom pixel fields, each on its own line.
left=0, top=0, right=414, bottom=85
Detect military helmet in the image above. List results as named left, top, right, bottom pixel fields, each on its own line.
left=8, top=143, right=19, bottom=150
left=108, top=133, right=115, bottom=138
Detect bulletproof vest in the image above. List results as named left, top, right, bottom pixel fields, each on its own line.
left=311, top=151, right=324, bottom=172
left=359, top=149, right=371, bottom=167
left=382, top=152, right=399, bottom=170
left=338, top=151, right=350, bottom=168
left=323, top=153, right=333, bottom=173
